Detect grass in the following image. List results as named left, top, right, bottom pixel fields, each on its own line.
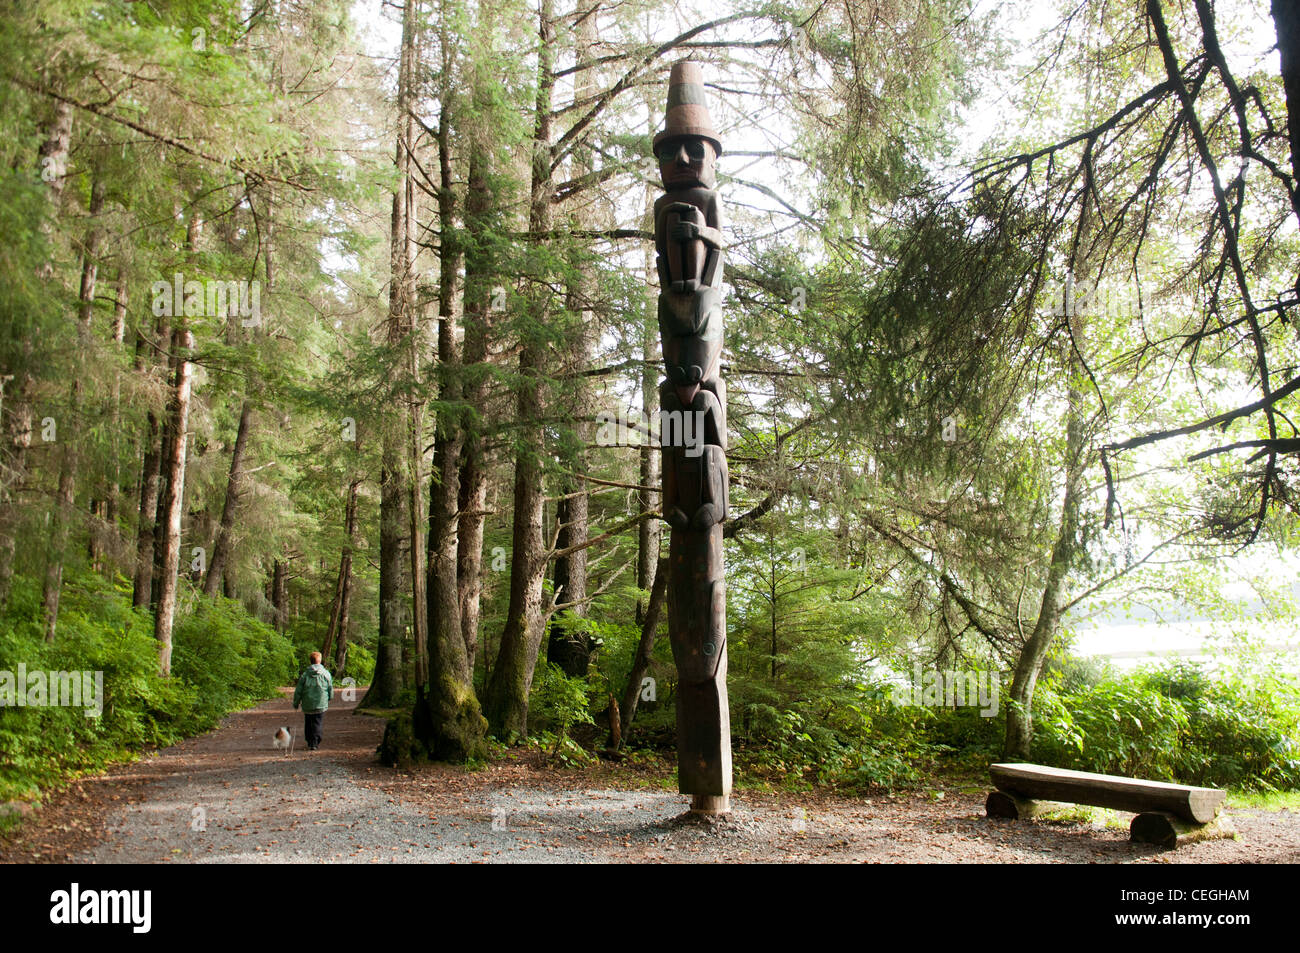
left=991, top=802, right=1129, bottom=829
left=1226, top=788, right=1300, bottom=811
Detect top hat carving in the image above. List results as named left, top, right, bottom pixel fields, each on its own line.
left=653, top=60, right=723, bottom=157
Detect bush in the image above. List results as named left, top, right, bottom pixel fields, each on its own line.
left=0, top=574, right=179, bottom=798
left=340, top=639, right=375, bottom=687
left=1034, top=677, right=1188, bottom=779
left=171, top=598, right=297, bottom=730
left=1146, top=663, right=1300, bottom=790
left=737, top=704, right=848, bottom=786
left=0, top=573, right=297, bottom=802
left=528, top=662, right=594, bottom=757
left=1031, top=661, right=1300, bottom=790
left=735, top=690, right=930, bottom=790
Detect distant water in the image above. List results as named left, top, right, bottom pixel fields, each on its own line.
left=1070, top=616, right=1299, bottom=674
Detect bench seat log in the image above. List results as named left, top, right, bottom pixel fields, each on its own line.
left=990, top=763, right=1225, bottom=824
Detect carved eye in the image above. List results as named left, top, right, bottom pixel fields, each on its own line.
left=656, top=139, right=707, bottom=162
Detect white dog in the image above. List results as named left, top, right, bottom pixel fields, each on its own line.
left=273, top=726, right=294, bottom=757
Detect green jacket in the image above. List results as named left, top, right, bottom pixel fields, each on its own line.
left=293, top=664, right=333, bottom=713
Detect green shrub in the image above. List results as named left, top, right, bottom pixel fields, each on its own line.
left=1146, top=663, right=1300, bottom=790
left=735, top=692, right=928, bottom=790
left=1040, top=677, right=1188, bottom=778
left=528, top=662, right=594, bottom=746
left=340, top=639, right=375, bottom=687
left=1031, top=661, right=1300, bottom=790
left=172, top=597, right=296, bottom=729
left=0, top=573, right=297, bottom=802
left=921, top=692, right=1006, bottom=755
left=737, top=704, right=847, bottom=786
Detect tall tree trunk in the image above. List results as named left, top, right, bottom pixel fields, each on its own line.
left=456, top=144, right=495, bottom=673
left=40, top=460, right=74, bottom=642
left=0, top=105, right=71, bottom=608
left=152, top=210, right=202, bottom=612
left=364, top=0, right=420, bottom=709
left=321, top=548, right=346, bottom=665
left=131, top=312, right=167, bottom=610
left=547, top=489, right=589, bottom=675
left=545, top=8, right=597, bottom=678
left=409, top=431, right=428, bottom=686
left=154, top=326, right=194, bottom=675
left=483, top=0, right=555, bottom=740
left=207, top=179, right=272, bottom=600
left=153, top=210, right=202, bottom=670
left=205, top=180, right=274, bottom=603
left=150, top=403, right=174, bottom=614
left=323, top=478, right=360, bottom=676
left=402, top=2, right=428, bottom=692
left=407, top=327, right=428, bottom=693
left=204, top=399, right=252, bottom=596
left=104, top=268, right=128, bottom=549
left=133, top=421, right=163, bottom=605
left=415, top=70, right=488, bottom=760
left=1002, top=370, right=1084, bottom=758
left=270, top=557, right=289, bottom=632
left=1272, top=0, right=1300, bottom=195
left=81, top=176, right=108, bottom=574
left=363, top=449, right=408, bottom=708
left=42, top=170, right=105, bottom=640
left=36, top=100, right=72, bottom=207
left=111, top=268, right=128, bottom=344
left=0, top=374, right=32, bottom=610
left=131, top=452, right=158, bottom=609
left=1003, top=180, right=1094, bottom=757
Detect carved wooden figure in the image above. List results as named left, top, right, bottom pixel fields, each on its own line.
left=653, top=60, right=732, bottom=812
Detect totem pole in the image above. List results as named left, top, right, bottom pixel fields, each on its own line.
left=653, top=60, right=732, bottom=813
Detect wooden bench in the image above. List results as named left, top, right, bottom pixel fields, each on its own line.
left=986, top=763, right=1233, bottom=848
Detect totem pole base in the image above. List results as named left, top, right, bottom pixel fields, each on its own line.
left=690, top=794, right=731, bottom=815
left=675, top=656, right=732, bottom=799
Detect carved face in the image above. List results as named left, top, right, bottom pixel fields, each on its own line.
left=657, top=136, right=717, bottom=190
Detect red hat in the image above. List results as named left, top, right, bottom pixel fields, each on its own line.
left=653, top=60, right=723, bottom=156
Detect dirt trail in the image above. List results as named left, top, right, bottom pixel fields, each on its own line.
left=2, top=691, right=1298, bottom=863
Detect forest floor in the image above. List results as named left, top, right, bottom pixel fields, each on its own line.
left=2, top=691, right=1299, bottom=863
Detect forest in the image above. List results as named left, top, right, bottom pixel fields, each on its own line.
left=1, top=0, right=1299, bottom=828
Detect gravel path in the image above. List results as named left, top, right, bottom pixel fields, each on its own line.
left=3, top=690, right=1299, bottom=863
left=75, top=691, right=653, bottom=864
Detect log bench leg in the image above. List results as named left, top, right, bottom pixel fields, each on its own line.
left=985, top=790, right=1076, bottom=820
left=1130, top=811, right=1235, bottom=848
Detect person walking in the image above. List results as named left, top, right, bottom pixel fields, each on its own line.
left=293, top=651, right=334, bottom=751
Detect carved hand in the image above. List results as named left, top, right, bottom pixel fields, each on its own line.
left=670, top=221, right=700, bottom=242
